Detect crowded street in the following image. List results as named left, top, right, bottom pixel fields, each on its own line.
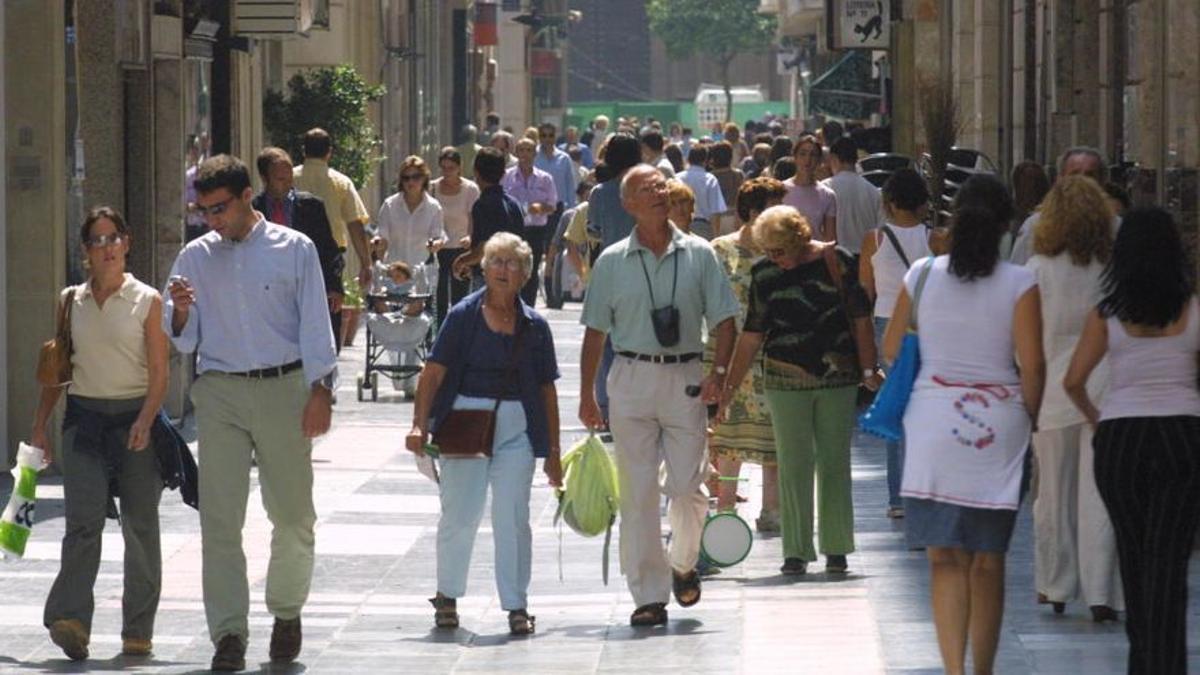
left=0, top=303, right=1190, bottom=673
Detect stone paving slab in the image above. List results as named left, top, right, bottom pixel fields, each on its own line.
left=0, top=303, right=1195, bottom=673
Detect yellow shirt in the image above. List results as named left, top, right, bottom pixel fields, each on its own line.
left=67, top=274, right=158, bottom=399
left=293, top=158, right=370, bottom=249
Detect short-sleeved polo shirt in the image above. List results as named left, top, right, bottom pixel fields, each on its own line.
left=581, top=224, right=739, bottom=355
left=294, top=159, right=370, bottom=249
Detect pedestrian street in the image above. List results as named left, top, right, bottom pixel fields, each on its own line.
left=0, top=302, right=1196, bottom=674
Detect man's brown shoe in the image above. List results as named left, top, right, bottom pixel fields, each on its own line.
left=121, top=637, right=152, bottom=656
left=211, top=634, right=246, bottom=672
left=48, top=619, right=89, bottom=661
left=269, top=616, right=302, bottom=663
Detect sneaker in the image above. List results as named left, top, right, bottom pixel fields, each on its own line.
left=211, top=634, right=246, bottom=672
left=121, top=637, right=152, bottom=656
left=780, top=557, right=807, bottom=575
left=269, top=616, right=302, bottom=663
left=49, top=619, right=89, bottom=661
left=825, top=554, right=849, bottom=574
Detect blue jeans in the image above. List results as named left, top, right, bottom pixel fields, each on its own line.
left=596, top=337, right=614, bottom=421
left=874, top=317, right=905, bottom=508
left=436, top=396, right=536, bottom=610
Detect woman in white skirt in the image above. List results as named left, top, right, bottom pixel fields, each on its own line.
left=883, top=174, right=1045, bottom=675
left=1025, top=175, right=1123, bottom=622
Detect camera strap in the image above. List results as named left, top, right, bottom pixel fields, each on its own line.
left=637, top=248, right=678, bottom=309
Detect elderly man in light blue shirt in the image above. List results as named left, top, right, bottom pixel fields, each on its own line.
left=579, top=164, right=739, bottom=628
left=164, top=155, right=335, bottom=671
left=678, top=145, right=727, bottom=220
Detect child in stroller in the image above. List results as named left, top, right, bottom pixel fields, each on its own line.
left=362, top=259, right=433, bottom=399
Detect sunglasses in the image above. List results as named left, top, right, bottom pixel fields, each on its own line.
left=400, top=173, right=424, bottom=182
left=85, top=233, right=127, bottom=249
left=192, top=194, right=238, bottom=217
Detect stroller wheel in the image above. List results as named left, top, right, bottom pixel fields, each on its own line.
left=370, top=372, right=379, bottom=402
left=356, top=373, right=366, bottom=402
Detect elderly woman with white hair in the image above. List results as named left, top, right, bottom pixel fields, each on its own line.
left=406, top=232, right=562, bottom=636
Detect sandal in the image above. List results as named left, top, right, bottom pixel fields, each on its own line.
left=629, top=602, right=668, bottom=627
left=429, top=593, right=459, bottom=629
left=672, top=569, right=702, bottom=607
left=508, top=609, right=536, bottom=636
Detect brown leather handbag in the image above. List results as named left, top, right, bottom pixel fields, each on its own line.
left=36, top=288, right=76, bottom=387
left=432, top=321, right=525, bottom=458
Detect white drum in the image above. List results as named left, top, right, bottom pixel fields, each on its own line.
left=700, top=512, right=753, bottom=567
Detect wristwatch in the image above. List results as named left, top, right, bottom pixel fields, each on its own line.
left=861, top=368, right=876, bottom=379
left=317, top=371, right=336, bottom=391
left=714, top=365, right=728, bottom=376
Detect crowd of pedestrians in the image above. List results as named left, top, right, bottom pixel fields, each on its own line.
left=32, top=106, right=1200, bottom=674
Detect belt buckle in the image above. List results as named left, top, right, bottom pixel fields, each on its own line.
left=651, top=354, right=665, bottom=364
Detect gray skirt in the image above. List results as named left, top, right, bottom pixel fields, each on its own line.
left=904, top=497, right=1018, bottom=553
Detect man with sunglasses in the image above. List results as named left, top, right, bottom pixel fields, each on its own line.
left=164, top=155, right=337, bottom=671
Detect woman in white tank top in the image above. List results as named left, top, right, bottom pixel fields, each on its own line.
left=858, top=168, right=939, bottom=518
left=1064, top=208, right=1200, bottom=674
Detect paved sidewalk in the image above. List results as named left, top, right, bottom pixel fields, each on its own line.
left=0, top=303, right=1195, bottom=673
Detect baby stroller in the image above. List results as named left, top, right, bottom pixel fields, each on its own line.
left=356, top=259, right=436, bottom=402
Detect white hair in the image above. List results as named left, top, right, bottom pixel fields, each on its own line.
left=619, top=163, right=658, bottom=202
left=482, top=232, right=534, bottom=279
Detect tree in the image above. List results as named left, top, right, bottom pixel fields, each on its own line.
left=263, top=65, right=385, bottom=189
left=646, top=0, right=778, bottom=124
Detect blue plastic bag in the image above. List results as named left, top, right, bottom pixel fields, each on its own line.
left=859, top=332, right=921, bottom=441
left=859, top=257, right=935, bottom=441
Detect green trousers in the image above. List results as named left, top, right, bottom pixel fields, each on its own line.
left=765, top=386, right=857, bottom=561
left=190, top=370, right=315, bottom=644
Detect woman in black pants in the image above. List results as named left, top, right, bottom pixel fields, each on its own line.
left=1064, top=207, right=1200, bottom=674
left=430, top=147, right=481, bottom=324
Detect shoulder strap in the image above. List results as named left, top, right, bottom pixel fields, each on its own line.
left=822, top=245, right=855, bottom=333
left=909, top=258, right=936, bottom=331
left=58, top=288, right=76, bottom=341
left=880, top=225, right=911, bottom=269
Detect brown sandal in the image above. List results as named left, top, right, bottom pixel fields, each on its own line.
left=429, top=593, right=459, bottom=629
left=630, top=602, right=668, bottom=627
left=508, top=609, right=535, bottom=636
left=672, top=569, right=701, bottom=607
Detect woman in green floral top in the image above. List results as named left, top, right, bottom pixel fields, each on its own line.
left=705, top=178, right=787, bottom=532
left=721, top=205, right=882, bottom=576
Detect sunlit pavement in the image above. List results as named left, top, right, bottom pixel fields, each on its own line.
left=0, top=301, right=1195, bottom=673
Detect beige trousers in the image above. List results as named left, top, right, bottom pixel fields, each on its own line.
left=607, top=356, right=709, bottom=608
left=190, top=370, right=316, bottom=643
left=1033, top=424, right=1124, bottom=609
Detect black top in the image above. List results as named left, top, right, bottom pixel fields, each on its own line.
left=743, top=246, right=870, bottom=390
left=470, top=185, right=526, bottom=257
left=252, top=190, right=345, bottom=294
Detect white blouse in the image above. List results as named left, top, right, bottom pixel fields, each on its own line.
left=376, top=191, right=447, bottom=268
left=430, top=177, right=480, bottom=244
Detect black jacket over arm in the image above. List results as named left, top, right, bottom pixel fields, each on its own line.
left=254, top=190, right=345, bottom=294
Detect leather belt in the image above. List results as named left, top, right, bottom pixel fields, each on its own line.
left=616, top=351, right=701, bottom=364
left=225, top=360, right=303, bottom=379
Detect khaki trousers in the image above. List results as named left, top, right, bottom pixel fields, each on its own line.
left=1033, top=424, right=1124, bottom=609
left=607, top=356, right=709, bottom=608
left=190, top=370, right=315, bottom=643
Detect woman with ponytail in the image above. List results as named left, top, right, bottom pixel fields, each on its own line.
left=881, top=174, right=1045, bottom=675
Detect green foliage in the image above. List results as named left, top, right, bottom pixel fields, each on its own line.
left=646, top=0, right=777, bottom=122
left=646, top=0, right=778, bottom=68
left=263, top=65, right=385, bottom=189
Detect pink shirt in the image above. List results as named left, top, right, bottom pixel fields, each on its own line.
left=501, top=165, right=558, bottom=228
left=782, top=179, right=837, bottom=237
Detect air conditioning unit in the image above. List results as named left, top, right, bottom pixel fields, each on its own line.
left=234, top=0, right=315, bottom=39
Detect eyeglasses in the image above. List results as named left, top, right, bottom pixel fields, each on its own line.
left=400, top=173, right=424, bottom=182
left=539, top=133, right=555, bottom=139
left=764, top=247, right=787, bottom=258
left=85, top=233, right=126, bottom=249
left=192, top=194, right=238, bottom=218
left=485, top=257, right=524, bottom=272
